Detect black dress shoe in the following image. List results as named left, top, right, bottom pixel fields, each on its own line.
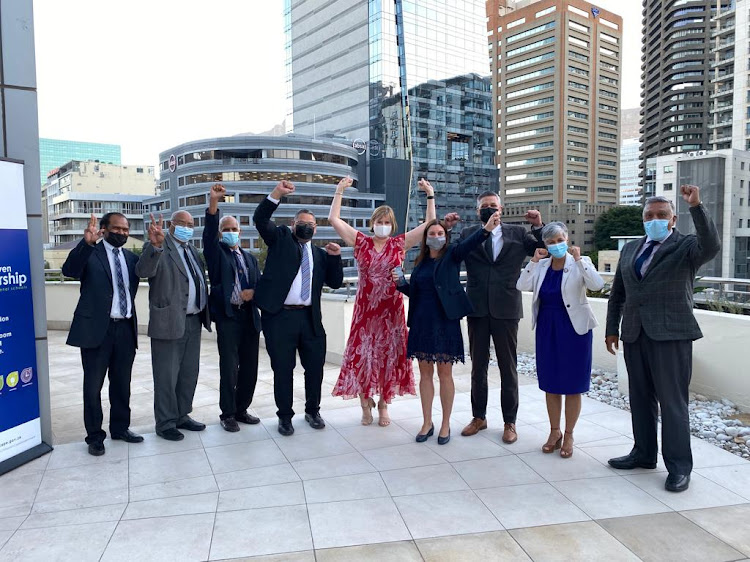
left=177, top=417, right=206, bottom=432
left=111, top=429, right=144, bottom=443
left=416, top=425, right=434, bottom=443
left=157, top=428, right=185, bottom=441
left=278, top=419, right=295, bottom=436
left=665, top=473, right=690, bottom=492
left=235, top=411, right=260, bottom=425
left=305, top=413, right=326, bottom=430
left=221, top=417, right=240, bottom=433
left=88, top=442, right=105, bottom=456
left=437, top=429, right=451, bottom=446
left=608, top=453, right=657, bottom=470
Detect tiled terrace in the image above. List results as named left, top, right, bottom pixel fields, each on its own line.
left=0, top=330, right=749, bottom=561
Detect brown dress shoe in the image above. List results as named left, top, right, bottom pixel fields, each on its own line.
left=461, top=418, right=488, bottom=437
left=502, top=423, right=518, bottom=444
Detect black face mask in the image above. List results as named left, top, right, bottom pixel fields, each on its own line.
left=479, top=207, right=498, bottom=224
left=295, top=223, right=314, bottom=240
left=106, top=232, right=128, bottom=248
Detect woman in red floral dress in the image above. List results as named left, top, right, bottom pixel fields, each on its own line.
left=330, top=176, right=436, bottom=425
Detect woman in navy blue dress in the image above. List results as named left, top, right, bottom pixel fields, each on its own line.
left=395, top=214, right=499, bottom=444
left=516, top=222, right=604, bottom=458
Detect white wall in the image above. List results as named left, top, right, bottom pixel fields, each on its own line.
left=45, top=283, right=750, bottom=411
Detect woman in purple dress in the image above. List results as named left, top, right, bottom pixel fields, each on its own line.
left=516, top=222, right=604, bottom=458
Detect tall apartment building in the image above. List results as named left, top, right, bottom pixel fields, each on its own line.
left=487, top=0, right=622, bottom=249
left=42, top=160, right=155, bottom=246
left=287, top=0, right=497, bottom=234
left=38, top=138, right=121, bottom=187
left=640, top=0, right=715, bottom=198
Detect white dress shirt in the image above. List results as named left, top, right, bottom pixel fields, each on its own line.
left=491, top=223, right=504, bottom=259
left=103, top=239, right=132, bottom=319
left=171, top=233, right=206, bottom=314
left=635, top=230, right=673, bottom=276
left=267, top=195, right=315, bottom=306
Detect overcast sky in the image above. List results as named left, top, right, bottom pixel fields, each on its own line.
left=33, top=0, right=643, bottom=168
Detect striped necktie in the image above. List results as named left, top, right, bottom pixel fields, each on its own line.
left=300, top=243, right=310, bottom=301
left=112, top=248, right=128, bottom=317
left=634, top=241, right=657, bottom=281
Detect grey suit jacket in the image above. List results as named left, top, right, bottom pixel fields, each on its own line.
left=135, top=235, right=211, bottom=340
left=605, top=204, right=720, bottom=343
left=459, top=223, right=544, bottom=319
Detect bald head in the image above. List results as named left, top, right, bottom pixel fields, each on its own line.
left=219, top=215, right=239, bottom=232
left=169, top=210, right=194, bottom=241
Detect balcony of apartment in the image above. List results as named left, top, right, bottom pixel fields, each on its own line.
left=711, top=22, right=736, bottom=38
left=710, top=2, right=736, bottom=22
left=715, top=37, right=736, bottom=51
left=711, top=55, right=735, bottom=69
left=710, top=84, right=734, bottom=98
left=4, top=275, right=746, bottom=560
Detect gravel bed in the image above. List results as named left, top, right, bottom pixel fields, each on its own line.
left=489, top=353, right=750, bottom=460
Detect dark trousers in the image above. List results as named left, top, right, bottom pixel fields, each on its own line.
left=216, top=307, right=259, bottom=419
left=80, top=318, right=136, bottom=444
left=262, top=307, right=326, bottom=421
left=151, top=314, right=202, bottom=432
left=624, top=331, right=693, bottom=475
left=467, top=315, right=519, bottom=423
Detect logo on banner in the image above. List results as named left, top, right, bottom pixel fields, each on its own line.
left=0, top=266, right=28, bottom=290
left=20, top=367, right=33, bottom=384
left=0, top=374, right=3, bottom=391
left=6, top=371, right=19, bottom=388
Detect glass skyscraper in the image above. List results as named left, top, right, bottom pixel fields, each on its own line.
left=289, top=0, right=497, bottom=237
left=38, top=138, right=121, bottom=187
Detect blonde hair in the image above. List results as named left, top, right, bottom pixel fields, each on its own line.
left=369, top=205, right=398, bottom=233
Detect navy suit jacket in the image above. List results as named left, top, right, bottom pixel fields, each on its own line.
left=62, top=239, right=140, bottom=349
left=202, top=209, right=262, bottom=332
left=398, top=227, right=489, bottom=325
left=252, top=197, right=344, bottom=336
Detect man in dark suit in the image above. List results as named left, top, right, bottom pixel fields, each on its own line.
left=62, top=212, right=144, bottom=456
left=203, top=183, right=262, bottom=432
left=136, top=211, right=211, bottom=441
left=606, top=185, right=720, bottom=493
left=446, top=191, right=544, bottom=444
left=253, top=180, right=344, bottom=436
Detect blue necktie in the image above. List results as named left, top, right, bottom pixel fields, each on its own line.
left=112, top=248, right=128, bottom=317
left=634, top=241, right=657, bottom=281
left=300, top=243, right=310, bottom=301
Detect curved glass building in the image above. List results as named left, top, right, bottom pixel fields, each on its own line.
left=144, top=134, right=384, bottom=271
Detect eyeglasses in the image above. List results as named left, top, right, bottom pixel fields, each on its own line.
left=295, top=221, right=316, bottom=228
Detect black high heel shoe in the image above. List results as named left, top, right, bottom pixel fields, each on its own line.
left=416, top=424, right=434, bottom=443
left=437, top=429, right=451, bottom=445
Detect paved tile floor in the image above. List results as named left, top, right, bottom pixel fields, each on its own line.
left=1, top=330, right=749, bottom=561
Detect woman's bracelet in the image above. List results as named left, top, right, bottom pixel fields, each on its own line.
left=426, top=195, right=434, bottom=200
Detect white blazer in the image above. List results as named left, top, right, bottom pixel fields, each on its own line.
left=516, top=253, right=604, bottom=335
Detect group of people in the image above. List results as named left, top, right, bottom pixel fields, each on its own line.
left=64, top=176, right=719, bottom=494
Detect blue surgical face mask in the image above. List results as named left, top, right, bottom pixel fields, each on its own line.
left=173, top=225, right=194, bottom=242
left=546, top=241, right=568, bottom=259
left=221, top=232, right=240, bottom=247
left=643, top=219, right=672, bottom=242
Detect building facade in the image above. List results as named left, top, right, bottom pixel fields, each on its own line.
left=38, top=138, right=121, bottom=187
left=145, top=135, right=384, bottom=273
left=288, top=0, right=498, bottom=235
left=619, top=137, right=642, bottom=206
left=42, top=161, right=155, bottom=246
left=651, top=149, right=750, bottom=279
left=640, top=0, right=715, bottom=199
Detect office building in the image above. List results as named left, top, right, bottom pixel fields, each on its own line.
left=650, top=149, right=750, bottom=279
left=38, top=138, right=121, bottom=187
left=487, top=0, right=622, bottom=250
left=145, top=135, right=383, bottom=273
left=287, top=0, right=497, bottom=233
left=42, top=161, right=155, bottom=246
left=620, top=138, right=642, bottom=206
left=640, top=0, right=714, bottom=198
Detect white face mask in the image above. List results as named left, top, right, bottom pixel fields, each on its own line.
left=374, top=224, right=392, bottom=238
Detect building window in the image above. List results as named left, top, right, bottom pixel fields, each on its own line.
left=743, top=162, right=746, bottom=171
left=664, top=183, right=673, bottom=191
left=740, top=219, right=744, bottom=228
left=664, top=166, right=674, bottom=173
left=604, top=263, right=612, bottom=272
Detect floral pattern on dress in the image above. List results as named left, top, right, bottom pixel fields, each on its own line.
left=332, top=232, right=415, bottom=402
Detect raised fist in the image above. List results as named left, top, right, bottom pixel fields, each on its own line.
left=570, top=246, right=581, bottom=261
left=680, top=184, right=701, bottom=207
left=525, top=209, right=542, bottom=227
left=325, top=242, right=341, bottom=256
left=531, top=247, right=549, bottom=263
left=210, top=183, right=226, bottom=202
left=417, top=178, right=434, bottom=197
left=443, top=212, right=460, bottom=229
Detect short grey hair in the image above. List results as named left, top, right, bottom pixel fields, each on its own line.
left=219, top=215, right=238, bottom=230
left=644, top=196, right=676, bottom=216
left=476, top=190, right=501, bottom=208
left=541, top=221, right=568, bottom=242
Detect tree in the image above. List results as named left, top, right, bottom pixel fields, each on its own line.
left=255, top=238, right=269, bottom=271
left=593, top=206, right=644, bottom=251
